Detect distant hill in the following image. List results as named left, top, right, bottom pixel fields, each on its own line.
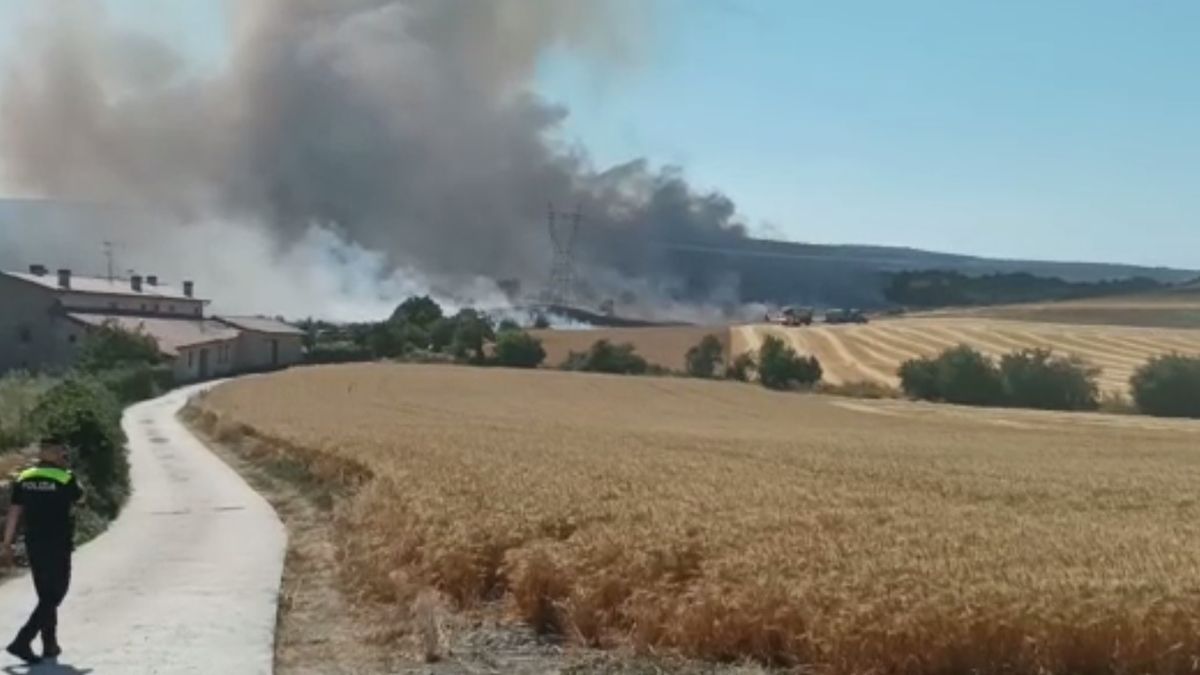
left=2, top=198, right=1194, bottom=311
left=662, top=238, right=1197, bottom=309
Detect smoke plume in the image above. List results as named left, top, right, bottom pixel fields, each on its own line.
left=0, top=0, right=750, bottom=320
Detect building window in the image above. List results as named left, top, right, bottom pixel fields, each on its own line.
left=140, top=304, right=147, bottom=311
left=194, top=307, right=201, bottom=317
left=109, top=301, right=118, bottom=310
left=187, top=351, right=194, bottom=368
left=16, top=326, right=31, bottom=344
left=153, top=303, right=160, bottom=313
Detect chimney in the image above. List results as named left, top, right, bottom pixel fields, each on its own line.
left=28, top=264, right=47, bottom=276
left=183, top=280, right=194, bottom=298
left=131, top=275, right=143, bottom=292
left=56, top=269, right=71, bottom=289
left=146, top=275, right=158, bottom=286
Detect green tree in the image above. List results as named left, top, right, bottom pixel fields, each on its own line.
left=898, top=345, right=1004, bottom=406
left=685, top=334, right=725, bottom=378
left=429, top=317, right=457, bottom=353
left=77, top=322, right=163, bottom=372
left=757, top=335, right=822, bottom=390
left=561, top=340, right=648, bottom=375
left=1131, top=354, right=1200, bottom=418
left=1000, top=349, right=1099, bottom=411
left=493, top=331, right=547, bottom=368
left=497, top=318, right=522, bottom=334
left=390, top=295, right=444, bottom=328
left=725, top=353, right=757, bottom=382
left=449, top=309, right=496, bottom=362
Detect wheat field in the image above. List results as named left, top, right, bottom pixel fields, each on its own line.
left=195, top=363, right=1200, bottom=672
left=733, top=317, right=1200, bottom=395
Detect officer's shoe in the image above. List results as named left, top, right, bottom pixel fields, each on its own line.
left=5, top=641, right=41, bottom=664
left=42, top=642, right=61, bottom=660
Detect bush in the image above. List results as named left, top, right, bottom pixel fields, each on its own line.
left=999, top=349, right=1099, bottom=411
left=304, top=341, right=374, bottom=364
left=757, top=336, right=822, bottom=390
left=493, top=331, right=547, bottom=369
left=897, top=358, right=939, bottom=400
left=29, top=377, right=129, bottom=523
left=95, top=364, right=176, bottom=405
left=561, top=340, right=648, bottom=375
left=429, top=317, right=457, bottom=353
left=685, top=334, right=725, bottom=378
left=725, top=353, right=757, bottom=382
left=77, top=321, right=163, bottom=372
left=449, top=309, right=496, bottom=362
left=367, top=321, right=429, bottom=358
left=899, top=345, right=1004, bottom=406
left=0, top=372, right=54, bottom=451
left=1131, top=354, right=1200, bottom=418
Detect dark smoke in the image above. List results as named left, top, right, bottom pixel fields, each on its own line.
left=0, top=0, right=750, bottom=320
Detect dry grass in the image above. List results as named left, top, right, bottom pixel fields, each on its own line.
left=927, top=289, right=1200, bottom=329
left=532, top=326, right=730, bottom=372
left=733, top=317, right=1200, bottom=396
left=197, top=363, right=1200, bottom=672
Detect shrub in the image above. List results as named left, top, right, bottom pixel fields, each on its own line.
left=0, top=372, right=54, bottom=451
left=725, top=353, right=757, bottom=382
left=532, top=313, right=551, bottom=330
left=685, top=334, right=725, bottom=378
left=1131, top=354, right=1200, bottom=418
left=999, top=349, right=1099, bottom=411
left=757, top=336, right=822, bottom=390
left=493, top=331, right=547, bottom=369
left=497, top=318, right=522, bottom=334
left=449, top=309, right=496, bottom=362
left=561, top=340, right=648, bottom=375
left=897, top=358, right=940, bottom=400
left=95, top=364, right=176, bottom=405
left=368, top=321, right=429, bottom=358
left=77, top=321, right=163, bottom=372
left=899, top=345, right=1004, bottom=406
left=304, top=341, right=374, bottom=364
left=29, top=377, right=129, bottom=522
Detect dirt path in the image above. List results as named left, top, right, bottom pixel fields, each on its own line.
left=0, top=383, right=286, bottom=674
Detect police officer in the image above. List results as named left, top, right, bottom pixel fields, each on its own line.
left=2, top=438, right=84, bottom=665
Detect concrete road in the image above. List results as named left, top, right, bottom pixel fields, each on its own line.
left=0, top=383, right=286, bottom=674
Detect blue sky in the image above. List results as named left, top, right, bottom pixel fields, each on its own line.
left=1, top=1, right=1196, bottom=268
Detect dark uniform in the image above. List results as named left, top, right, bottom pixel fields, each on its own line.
left=9, top=462, right=83, bottom=654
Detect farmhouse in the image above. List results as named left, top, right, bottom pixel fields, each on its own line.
left=0, top=265, right=304, bottom=379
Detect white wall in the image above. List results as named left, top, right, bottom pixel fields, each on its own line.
left=60, top=292, right=204, bottom=317
left=233, top=333, right=304, bottom=371
left=174, top=340, right=238, bottom=382
left=0, top=276, right=76, bottom=373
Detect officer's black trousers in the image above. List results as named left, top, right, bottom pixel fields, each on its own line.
left=14, top=544, right=71, bottom=648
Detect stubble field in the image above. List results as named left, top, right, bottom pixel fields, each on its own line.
left=196, top=363, right=1200, bottom=673
left=734, top=316, right=1200, bottom=396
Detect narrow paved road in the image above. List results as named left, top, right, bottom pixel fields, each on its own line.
left=0, top=383, right=286, bottom=674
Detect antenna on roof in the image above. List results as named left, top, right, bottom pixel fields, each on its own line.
left=103, top=241, right=115, bottom=282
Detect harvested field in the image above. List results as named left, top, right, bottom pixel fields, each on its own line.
left=733, top=317, right=1200, bottom=395
left=929, top=289, right=1200, bottom=329
left=532, top=325, right=730, bottom=372
left=198, top=364, right=1200, bottom=673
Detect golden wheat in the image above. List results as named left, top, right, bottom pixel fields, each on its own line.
left=196, top=363, right=1200, bottom=672
left=733, top=317, right=1200, bottom=395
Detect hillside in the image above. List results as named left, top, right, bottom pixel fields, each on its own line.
left=930, top=287, right=1200, bottom=329
left=3, top=198, right=1195, bottom=312
left=196, top=364, right=1200, bottom=672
